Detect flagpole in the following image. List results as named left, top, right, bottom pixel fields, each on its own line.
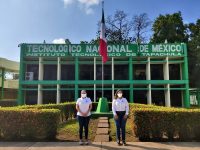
left=102, top=57, right=104, bottom=98
left=101, top=0, right=104, bottom=98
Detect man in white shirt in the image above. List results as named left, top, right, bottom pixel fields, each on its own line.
left=112, top=89, right=129, bottom=146
left=76, top=90, right=92, bottom=145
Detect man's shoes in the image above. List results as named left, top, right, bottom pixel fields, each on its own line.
left=79, top=140, right=84, bottom=145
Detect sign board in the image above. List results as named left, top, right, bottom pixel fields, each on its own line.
left=22, top=43, right=185, bottom=57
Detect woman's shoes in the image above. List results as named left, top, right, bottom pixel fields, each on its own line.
left=122, top=141, right=127, bottom=146
left=79, top=140, right=84, bottom=145
left=85, top=140, right=89, bottom=145
left=79, top=139, right=89, bottom=145
left=117, top=140, right=121, bottom=146
left=117, top=140, right=127, bottom=146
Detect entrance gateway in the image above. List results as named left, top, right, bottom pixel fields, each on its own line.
left=18, top=43, right=190, bottom=108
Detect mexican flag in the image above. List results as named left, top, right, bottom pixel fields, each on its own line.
left=99, top=7, right=108, bottom=63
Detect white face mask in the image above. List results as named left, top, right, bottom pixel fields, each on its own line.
left=117, top=93, right=122, bottom=98
left=81, top=94, right=87, bottom=98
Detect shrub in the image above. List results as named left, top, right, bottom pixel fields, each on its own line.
left=0, top=108, right=60, bottom=141
left=16, top=102, right=103, bottom=122
left=17, top=102, right=76, bottom=122
left=0, top=100, right=17, bottom=107
left=130, top=104, right=200, bottom=141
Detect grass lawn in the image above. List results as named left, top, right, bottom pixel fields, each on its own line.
left=57, top=117, right=138, bottom=142
left=56, top=118, right=99, bottom=141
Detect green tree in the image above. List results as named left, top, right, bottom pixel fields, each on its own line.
left=65, top=39, right=71, bottom=44
left=187, top=19, right=200, bottom=87
left=80, top=38, right=99, bottom=44
left=151, top=12, right=188, bottom=43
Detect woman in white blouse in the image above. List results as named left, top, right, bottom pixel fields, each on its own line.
left=76, top=90, right=92, bottom=145
left=112, top=89, right=129, bottom=146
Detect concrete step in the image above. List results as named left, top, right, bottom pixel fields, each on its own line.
left=99, top=119, right=108, bottom=123
left=96, top=128, right=109, bottom=135
left=94, top=135, right=109, bottom=142
left=97, top=123, right=109, bottom=128
left=99, top=117, right=108, bottom=120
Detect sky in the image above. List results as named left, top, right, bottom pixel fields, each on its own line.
left=0, top=0, right=200, bottom=62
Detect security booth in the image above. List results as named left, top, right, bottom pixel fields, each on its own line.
left=18, top=43, right=190, bottom=108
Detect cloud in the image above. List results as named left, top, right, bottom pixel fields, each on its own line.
left=52, top=38, right=66, bottom=44
left=85, top=7, right=94, bottom=15
left=78, top=0, right=100, bottom=7
left=63, top=0, right=101, bottom=14
left=63, top=0, right=74, bottom=7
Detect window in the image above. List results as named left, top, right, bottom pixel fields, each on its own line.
left=60, top=85, right=75, bottom=102
left=43, top=65, right=57, bottom=80
left=61, top=90, right=75, bottom=102
left=26, top=64, right=39, bottom=80
left=170, top=90, right=182, bottom=107
left=134, top=64, right=146, bottom=80
left=114, top=64, right=128, bottom=80
left=151, top=85, right=165, bottom=106
left=43, top=90, right=56, bottom=104
left=133, top=85, right=147, bottom=104
left=25, top=91, right=37, bottom=105
left=61, top=65, right=75, bottom=80
left=169, top=64, right=180, bottom=80
left=96, top=84, right=112, bottom=101
left=79, top=64, right=94, bottom=80
left=96, top=65, right=111, bottom=80
left=170, top=85, right=182, bottom=107
left=151, top=64, right=163, bottom=80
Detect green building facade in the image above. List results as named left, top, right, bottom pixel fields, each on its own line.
left=18, top=43, right=190, bottom=108
left=0, top=57, right=19, bottom=100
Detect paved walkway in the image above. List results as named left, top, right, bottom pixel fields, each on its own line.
left=0, top=142, right=200, bottom=150
left=94, top=117, right=109, bottom=142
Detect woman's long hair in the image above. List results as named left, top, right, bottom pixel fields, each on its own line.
left=114, top=89, right=123, bottom=100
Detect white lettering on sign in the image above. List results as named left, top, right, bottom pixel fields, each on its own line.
left=140, top=45, right=148, bottom=52
left=152, top=45, right=182, bottom=52
left=86, top=45, right=99, bottom=53
left=24, top=44, right=184, bottom=57
left=142, top=52, right=182, bottom=57
left=69, top=45, right=81, bottom=53
left=27, top=45, right=83, bottom=53
left=107, top=45, right=131, bottom=53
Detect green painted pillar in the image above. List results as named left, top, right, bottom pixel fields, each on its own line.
left=129, top=57, right=133, bottom=103
left=75, top=57, right=79, bottom=101
left=96, top=97, right=109, bottom=113
left=182, top=43, right=190, bottom=108
left=1, top=68, right=5, bottom=100
left=18, top=44, right=25, bottom=105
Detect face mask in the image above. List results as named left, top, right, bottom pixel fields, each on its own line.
left=81, top=94, right=87, bottom=98
left=117, top=93, right=122, bottom=98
